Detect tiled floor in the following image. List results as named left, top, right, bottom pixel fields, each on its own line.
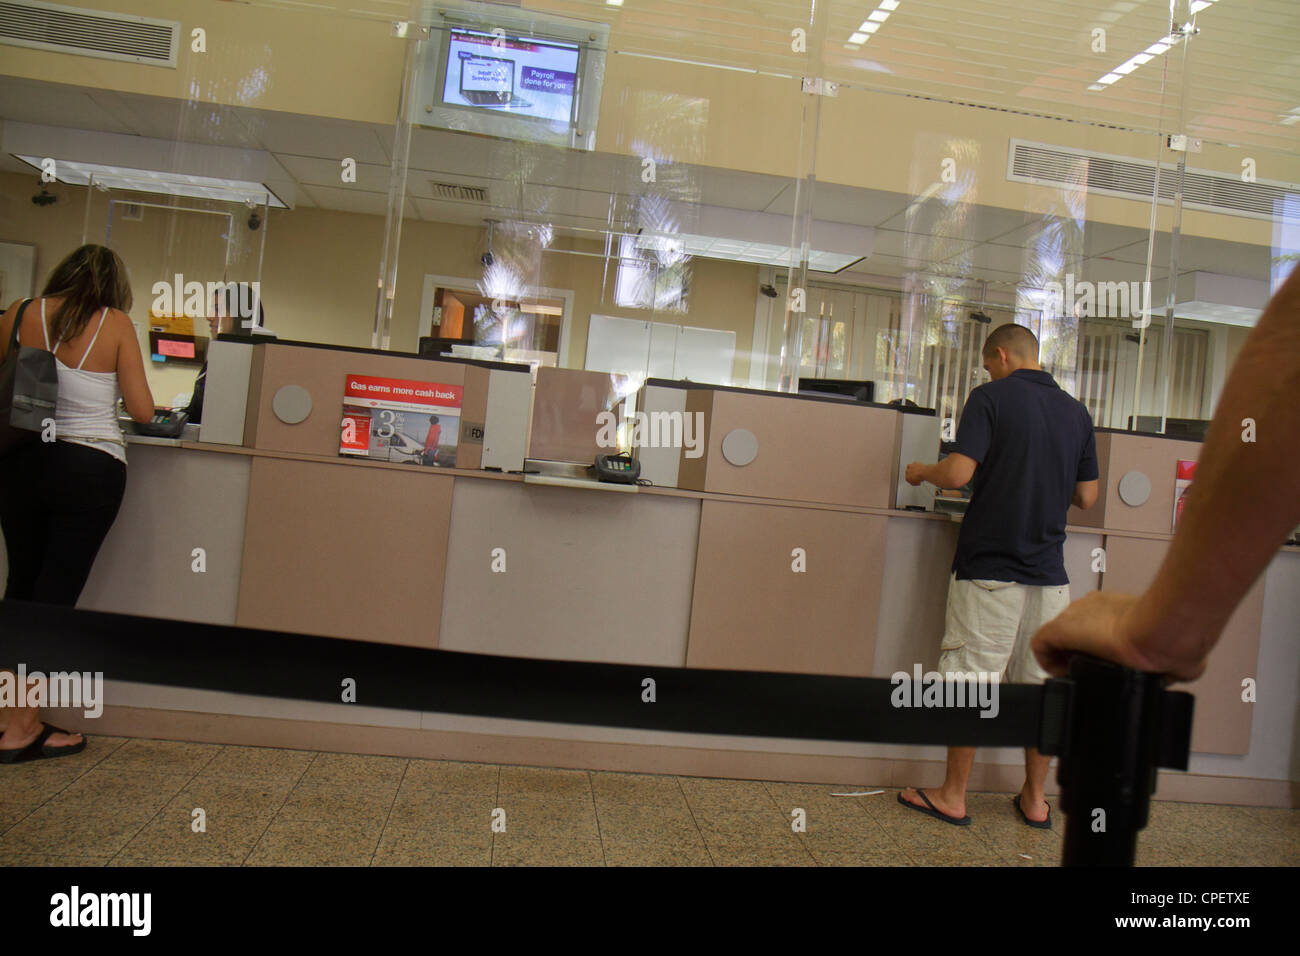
left=1, top=736, right=1295, bottom=866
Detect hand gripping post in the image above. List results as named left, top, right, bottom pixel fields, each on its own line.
left=1038, top=654, right=1195, bottom=866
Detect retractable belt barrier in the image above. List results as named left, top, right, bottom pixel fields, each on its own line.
left=0, top=600, right=1194, bottom=866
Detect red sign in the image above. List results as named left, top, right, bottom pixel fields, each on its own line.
left=158, top=339, right=196, bottom=358
left=343, top=375, right=463, bottom=411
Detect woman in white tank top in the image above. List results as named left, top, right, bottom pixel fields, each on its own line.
left=0, top=243, right=156, bottom=763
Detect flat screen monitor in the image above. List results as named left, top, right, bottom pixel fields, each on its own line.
left=443, top=30, right=580, bottom=125
left=414, top=6, right=608, bottom=151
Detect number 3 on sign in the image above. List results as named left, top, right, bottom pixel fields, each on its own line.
left=376, top=409, right=396, bottom=439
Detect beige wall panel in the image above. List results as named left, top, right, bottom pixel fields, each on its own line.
left=873, top=516, right=961, bottom=675
left=438, top=480, right=700, bottom=665
left=237, top=457, right=452, bottom=647
left=696, top=392, right=898, bottom=508
left=1101, top=535, right=1262, bottom=756
left=674, top=389, right=714, bottom=491
left=1102, top=433, right=1202, bottom=534
left=457, top=364, right=489, bottom=471
left=688, top=500, right=886, bottom=676
left=71, top=446, right=250, bottom=624
left=1067, top=431, right=1111, bottom=528
left=246, top=344, right=474, bottom=458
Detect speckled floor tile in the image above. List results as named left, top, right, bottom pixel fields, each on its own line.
left=695, top=809, right=797, bottom=848
left=52, top=769, right=188, bottom=811
left=195, top=746, right=316, bottom=783
left=602, top=839, right=712, bottom=866
left=401, top=759, right=498, bottom=797
left=1236, top=805, right=1300, bottom=837
left=372, top=826, right=492, bottom=866
left=898, top=841, right=1003, bottom=866
left=709, top=840, right=817, bottom=866
left=590, top=772, right=686, bottom=808
left=497, top=765, right=591, bottom=799
left=596, top=802, right=701, bottom=843
left=245, top=820, right=381, bottom=866
left=294, top=753, right=407, bottom=792
left=112, top=858, right=235, bottom=867
left=112, top=811, right=269, bottom=864
left=164, top=778, right=292, bottom=823
left=491, top=836, right=605, bottom=867
left=678, top=777, right=779, bottom=813
left=95, top=738, right=221, bottom=776
left=805, top=843, right=910, bottom=866
left=0, top=797, right=41, bottom=830
left=386, top=793, right=495, bottom=836
left=763, top=782, right=881, bottom=813
left=272, top=785, right=395, bottom=831
left=491, top=796, right=600, bottom=842
left=0, top=802, right=154, bottom=860
left=0, top=853, right=107, bottom=867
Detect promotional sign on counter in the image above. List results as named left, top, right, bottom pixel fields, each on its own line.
left=1173, top=459, right=1198, bottom=531
left=339, top=373, right=463, bottom=467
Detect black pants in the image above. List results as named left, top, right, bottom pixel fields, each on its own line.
left=0, top=440, right=127, bottom=605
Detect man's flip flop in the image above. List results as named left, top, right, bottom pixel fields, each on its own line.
left=1012, top=794, right=1052, bottom=829
left=898, top=788, right=971, bottom=826
left=0, top=724, right=86, bottom=764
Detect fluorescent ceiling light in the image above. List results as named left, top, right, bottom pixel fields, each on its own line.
left=642, top=233, right=860, bottom=272
left=880, top=0, right=901, bottom=9
left=849, top=32, right=869, bottom=43
left=16, top=156, right=286, bottom=207
left=859, top=21, right=880, bottom=33
left=868, top=10, right=890, bottom=22
left=1088, top=34, right=1179, bottom=92
left=520, top=302, right=563, bottom=315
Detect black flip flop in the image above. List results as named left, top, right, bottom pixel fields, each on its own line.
left=898, top=787, right=971, bottom=826
left=1012, top=794, right=1052, bottom=829
left=0, top=724, right=86, bottom=764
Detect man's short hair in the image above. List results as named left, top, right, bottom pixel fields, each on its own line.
left=982, top=323, right=1039, bottom=360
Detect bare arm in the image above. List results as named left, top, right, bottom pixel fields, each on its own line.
left=1072, top=479, right=1099, bottom=510
left=906, top=452, right=977, bottom=490
left=114, top=311, right=156, bottom=423
left=1034, top=265, right=1300, bottom=680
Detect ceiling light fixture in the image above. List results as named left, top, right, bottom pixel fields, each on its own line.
left=1088, top=1, right=1219, bottom=92
left=14, top=156, right=286, bottom=207
left=847, top=1, right=900, bottom=46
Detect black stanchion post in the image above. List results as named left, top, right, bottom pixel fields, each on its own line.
left=1045, top=655, right=1195, bottom=867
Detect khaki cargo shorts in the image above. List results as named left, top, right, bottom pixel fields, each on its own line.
left=936, top=574, right=1070, bottom=685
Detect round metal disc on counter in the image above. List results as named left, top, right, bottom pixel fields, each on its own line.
left=721, top=428, right=758, bottom=467
left=272, top=385, right=313, bottom=424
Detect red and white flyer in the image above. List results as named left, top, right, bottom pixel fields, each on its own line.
left=1173, top=459, right=1198, bottom=531
left=339, top=374, right=464, bottom=468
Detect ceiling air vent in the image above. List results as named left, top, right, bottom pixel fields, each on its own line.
left=1008, top=139, right=1298, bottom=223
left=0, top=0, right=179, bottom=67
left=431, top=181, right=488, bottom=202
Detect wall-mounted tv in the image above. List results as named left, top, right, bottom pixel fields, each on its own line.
left=412, top=4, right=609, bottom=151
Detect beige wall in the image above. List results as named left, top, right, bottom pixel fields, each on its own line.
left=0, top=171, right=760, bottom=401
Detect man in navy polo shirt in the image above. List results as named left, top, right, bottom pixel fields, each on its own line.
left=899, top=323, right=1099, bottom=828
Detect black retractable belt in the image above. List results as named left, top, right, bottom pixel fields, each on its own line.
left=0, top=600, right=1193, bottom=866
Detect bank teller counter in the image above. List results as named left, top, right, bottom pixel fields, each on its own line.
left=192, top=339, right=533, bottom=649
left=1066, top=427, right=1265, bottom=755
left=630, top=379, right=945, bottom=679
